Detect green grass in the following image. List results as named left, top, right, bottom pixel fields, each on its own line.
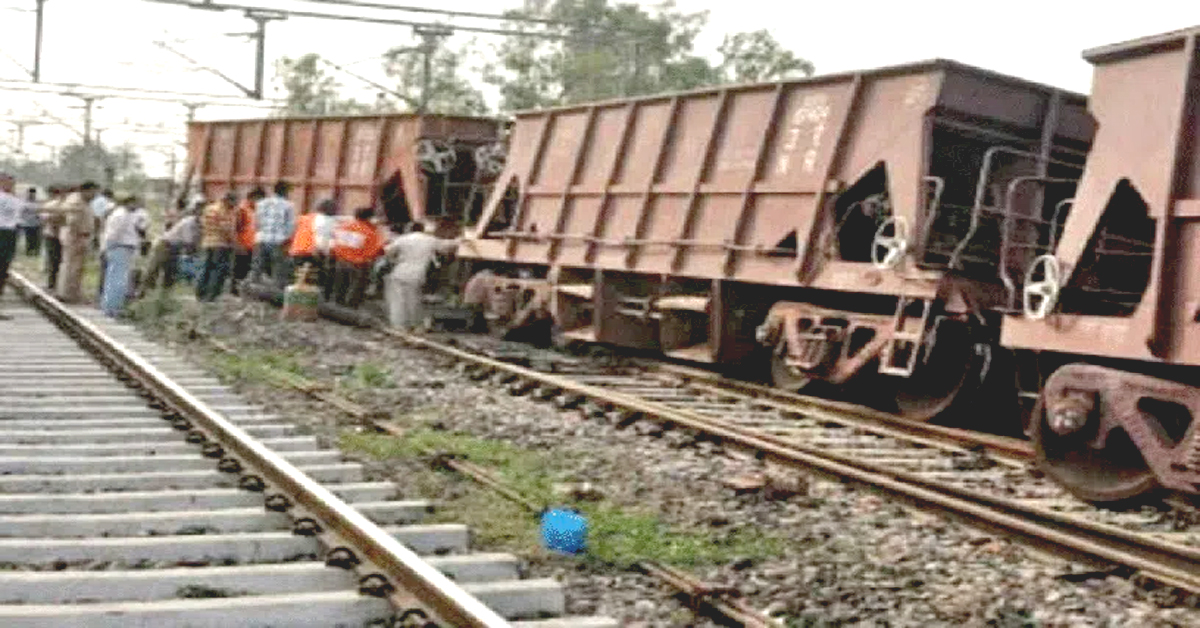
left=126, top=289, right=183, bottom=322
left=340, top=429, right=786, bottom=569
left=340, top=361, right=396, bottom=390
left=208, top=348, right=308, bottom=385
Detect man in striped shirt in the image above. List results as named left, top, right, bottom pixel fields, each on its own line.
left=251, top=181, right=296, bottom=289
left=196, top=192, right=239, bottom=302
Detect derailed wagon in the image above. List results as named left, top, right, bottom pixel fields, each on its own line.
left=186, top=113, right=508, bottom=234
left=458, top=24, right=1200, bottom=503
left=457, top=58, right=1089, bottom=419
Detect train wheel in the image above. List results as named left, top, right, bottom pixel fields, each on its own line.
left=770, top=342, right=814, bottom=392
left=892, top=321, right=979, bottom=422
left=1032, top=399, right=1160, bottom=504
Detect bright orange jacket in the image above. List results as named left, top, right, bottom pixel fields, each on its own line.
left=288, top=213, right=317, bottom=257
left=237, top=201, right=256, bottom=251
left=331, top=219, right=385, bottom=266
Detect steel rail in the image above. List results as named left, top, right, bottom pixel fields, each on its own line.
left=381, top=328, right=1200, bottom=594
left=653, top=363, right=1035, bottom=463
left=8, top=273, right=512, bottom=628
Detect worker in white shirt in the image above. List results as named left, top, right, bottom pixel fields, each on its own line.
left=382, top=222, right=462, bottom=330
left=99, top=196, right=148, bottom=317
left=0, top=172, right=22, bottom=299
left=90, top=188, right=114, bottom=252
left=141, top=208, right=198, bottom=296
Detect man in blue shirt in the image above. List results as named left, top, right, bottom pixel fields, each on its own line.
left=251, top=181, right=296, bottom=289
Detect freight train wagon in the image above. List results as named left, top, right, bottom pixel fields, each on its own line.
left=185, top=113, right=508, bottom=236
left=456, top=25, right=1200, bottom=504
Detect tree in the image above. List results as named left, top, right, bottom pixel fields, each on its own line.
left=378, top=35, right=490, bottom=116
left=484, top=0, right=811, bottom=112
left=715, top=29, right=814, bottom=84
left=273, top=53, right=369, bottom=116
left=48, top=142, right=147, bottom=193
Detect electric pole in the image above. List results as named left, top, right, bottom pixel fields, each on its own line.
left=183, top=102, right=203, bottom=124
left=414, top=26, right=450, bottom=115
left=245, top=10, right=285, bottom=100
left=9, top=121, right=41, bottom=154
left=77, top=96, right=100, bottom=146
left=33, top=0, right=47, bottom=82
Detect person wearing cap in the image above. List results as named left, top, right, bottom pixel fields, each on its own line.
left=98, top=196, right=148, bottom=317
left=195, top=191, right=239, bottom=302
left=58, top=182, right=99, bottom=304
left=0, top=173, right=22, bottom=299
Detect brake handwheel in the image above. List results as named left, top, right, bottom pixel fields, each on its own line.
left=416, top=139, right=456, bottom=174
left=871, top=215, right=909, bottom=270
left=473, top=142, right=506, bottom=177
left=1023, top=254, right=1062, bottom=320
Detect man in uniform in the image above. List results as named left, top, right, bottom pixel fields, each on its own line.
left=58, top=182, right=99, bottom=304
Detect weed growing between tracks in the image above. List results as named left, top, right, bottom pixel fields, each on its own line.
left=340, top=426, right=786, bottom=570
left=208, top=349, right=307, bottom=384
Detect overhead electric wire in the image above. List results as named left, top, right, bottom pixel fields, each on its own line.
left=293, top=0, right=572, bottom=26
left=143, top=0, right=650, bottom=44
left=0, top=79, right=281, bottom=107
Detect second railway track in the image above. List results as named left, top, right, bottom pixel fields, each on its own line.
left=382, top=329, right=1200, bottom=600
left=0, top=273, right=617, bottom=628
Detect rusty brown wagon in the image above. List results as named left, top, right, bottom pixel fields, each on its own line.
left=456, top=25, right=1200, bottom=503
left=186, top=113, right=507, bottom=234
left=457, top=57, right=1089, bottom=417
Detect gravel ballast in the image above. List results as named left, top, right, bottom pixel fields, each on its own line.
left=127, top=295, right=1200, bottom=628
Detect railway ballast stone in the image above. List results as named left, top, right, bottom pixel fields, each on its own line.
left=132, top=297, right=1200, bottom=628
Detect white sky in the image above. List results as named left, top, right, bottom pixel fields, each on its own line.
left=0, top=0, right=1194, bottom=177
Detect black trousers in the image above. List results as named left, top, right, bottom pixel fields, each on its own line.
left=231, top=251, right=253, bottom=295
left=44, top=237, right=62, bottom=291
left=332, top=259, right=370, bottom=308
left=0, top=229, right=16, bottom=297
left=22, top=227, right=40, bottom=256
left=196, top=248, right=233, bottom=302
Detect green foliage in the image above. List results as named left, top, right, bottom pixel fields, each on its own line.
left=341, top=362, right=396, bottom=389
left=716, top=29, right=815, bottom=84
left=340, top=429, right=784, bottom=568
left=273, top=53, right=371, bottom=116
left=127, top=288, right=182, bottom=323
left=486, top=0, right=812, bottom=111
left=270, top=2, right=812, bottom=117
left=209, top=349, right=307, bottom=385
left=379, top=36, right=491, bottom=116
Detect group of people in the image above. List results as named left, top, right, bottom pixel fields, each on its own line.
left=0, top=171, right=463, bottom=329
left=0, top=174, right=114, bottom=309
left=179, top=181, right=462, bottom=328
left=0, top=172, right=464, bottom=329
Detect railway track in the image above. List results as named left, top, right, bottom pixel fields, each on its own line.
left=381, top=328, right=1200, bottom=600
left=0, top=273, right=617, bottom=628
